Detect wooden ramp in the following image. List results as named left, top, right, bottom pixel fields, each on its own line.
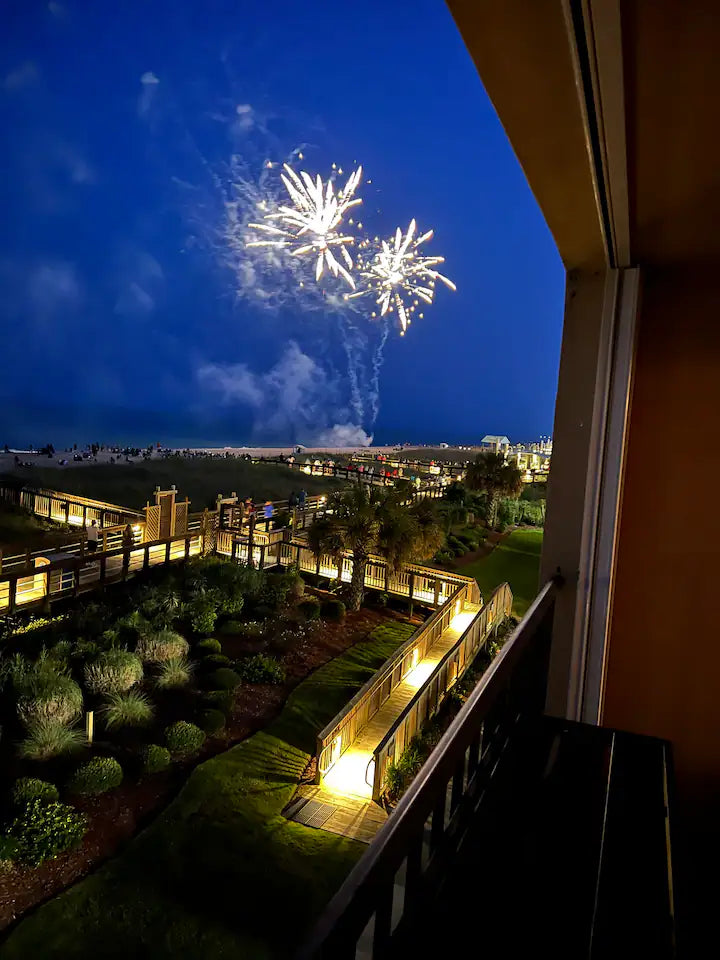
left=320, top=604, right=480, bottom=803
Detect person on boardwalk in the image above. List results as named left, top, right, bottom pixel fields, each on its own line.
left=86, top=520, right=99, bottom=553
left=288, top=490, right=298, bottom=509
left=122, top=524, right=134, bottom=550
left=263, top=500, right=274, bottom=522
left=298, top=488, right=307, bottom=509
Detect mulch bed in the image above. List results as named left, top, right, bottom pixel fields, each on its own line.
left=0, top=604, right=416, bottom=933
left=451, top=529, right=508, bottom=568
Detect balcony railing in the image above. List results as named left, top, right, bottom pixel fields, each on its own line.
left=297, top=578, right=558, bottom=959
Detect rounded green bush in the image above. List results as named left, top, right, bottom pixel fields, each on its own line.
left=195, top=637, right=222, bottom=655
left=238, top=654, right=286, bottom=685
left=208, top=667, right=241, bottom=691
left=83, top=649, right=143, bottom=695
left=136, top=629, right=189, bottom=664
left=165, top=721, right=206, bottom=757
left=201, top=689, right=234, bottom=716
left=67, top=757, right=123, bottom=796
left=141, top=744, right=171, bottom=774
left=11, top=777, right=59, bottom=807
left=7, top=798, right=87, bottom=866
left=297, top=598, right=321, bottom=621
left=197, top=709, right=226, bottom=735
left=188, top=601, right=218, bottom=636
left=321, top=599, right=346, bottom=622
left=199, top=653, right=232, bottom=671
left=17, top=675, right=83, bottom=726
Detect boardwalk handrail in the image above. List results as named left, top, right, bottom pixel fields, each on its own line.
left=370, top=582, right=513, bottom=798
left=296, top=579, right=559, bottom=960
left=315, top=575, right=480, bottom=781
left=0, top=482, right=145, bottom=519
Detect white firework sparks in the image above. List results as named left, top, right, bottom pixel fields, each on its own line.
left=246, top=163, right=363, bottom=287
left=349, top=219, right=456, bottom=333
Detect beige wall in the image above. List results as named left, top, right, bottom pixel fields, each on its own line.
left=603, top=267, right=720, bottom=812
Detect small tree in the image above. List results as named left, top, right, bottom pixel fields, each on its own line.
left=307, top=487, right=443, bottom=611
left=466, top=452, right=523, bottom=528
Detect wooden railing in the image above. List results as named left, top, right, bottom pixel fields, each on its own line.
left=0, top=525, right=144, bottom=574
left=296, top=580, right=558, bottom=960
left=315, top=583, right=475, bottom=782
left=371, top=582, right=513, bottom=798
left=0, top=532, right=203, bottom=614
left=0, top=483, right=144, bottom=528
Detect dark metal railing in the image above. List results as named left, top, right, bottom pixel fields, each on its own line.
left=297, top=578, right=559, bottom=960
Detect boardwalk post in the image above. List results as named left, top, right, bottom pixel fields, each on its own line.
left=409, top=572, right=415, bottom=618
left=259, top=544, right=266, bottom=570
left=434, top=578, right=441, bottom=608
left=248, top=514, right=255, bottom=566
left=0, top=548, right=3, bottom=575
left=65, top=500, right=70, bottom=524
left=185, top=536, right=190, bottom=560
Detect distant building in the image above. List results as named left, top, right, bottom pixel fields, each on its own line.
left=481, top=435, right=510, bottom=451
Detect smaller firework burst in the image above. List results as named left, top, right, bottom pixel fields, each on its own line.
left=349, top=219, right=456, bottom=333
left=246, top=163, right=363, bottom=287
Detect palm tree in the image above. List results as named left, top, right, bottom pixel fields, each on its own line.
left=307, top=486, right=443, bottom=611
left=466, top=452, right=523, bottom=528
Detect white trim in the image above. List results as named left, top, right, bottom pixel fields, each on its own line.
left=583, top=267, right=640, bottom=722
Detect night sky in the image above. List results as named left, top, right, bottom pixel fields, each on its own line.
left=1, top=0, right=564, bottom=448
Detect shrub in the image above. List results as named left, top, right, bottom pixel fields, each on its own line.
left=208, top=667, right=241, bottom=691
left=238, top=654, right=285, bottom=685
left=17, top=675, right=83, bottom=726
left=188, top=600, right=218, bottom=636
left=165, top=721, right=205, bottom=757
left=197, top=709, right=226, bottom=735
left=136, top=629, right=189, bottom=663
left=7, top=799, right=87, bottom=866
left=155, top=656, right=194, bottom=690
left=195, top=637, right=221, bottom=654
left=11, top=777, right=59, bottom=807
left=217, top=620, right=244, bottom=636
left=198, top=653, right=232, bottom=670
left=102, top=690, right=154, bottom=730
left=297, top=598, right=321, bottom=621
left=218, top=592, right=244, bottom=617
left=83, top=649, right=143, bottom=695
left=375, top=592, right=389, bottom=607
left=321, top=599, right=346, bottom=621
left=19, top=719, right=86, bottom=761
left=67, top=756, right=123, bottom=796
left=201, top=689, right=234, bottom=716
left=141, top=744, right=171, bottom=774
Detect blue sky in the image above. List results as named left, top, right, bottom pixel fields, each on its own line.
left=0, top=0, right=564, bottom=447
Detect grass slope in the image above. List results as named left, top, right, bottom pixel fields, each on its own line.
left=0, top=621, right=414, bottom=960
left=462, top=528, right=543, bottom=617
left=0, top=502, right=76, bottom=553
left=1, top=459, right=346, bottom=512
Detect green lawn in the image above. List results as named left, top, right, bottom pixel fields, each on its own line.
left=0, top=621, right=414, bottom=960
left=462, top=528, right=544, bottom=618
left=1, top=459, right=347, bottom=512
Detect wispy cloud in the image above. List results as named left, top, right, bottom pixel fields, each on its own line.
left=0, top=259, right=84, bottom=329
left=138, top=71, right=160, bottom=118
left=48, top=1, right=67, bottom=17
left=114, top=249, right=164, bottom=318
left=55, top=141, right=95, bottom=185
left=3, top=61, right=39, bottom=92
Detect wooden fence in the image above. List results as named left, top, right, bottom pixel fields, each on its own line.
left=315, top=578, right=482, bottom=783
left=370, top=581, right=513, bottom=798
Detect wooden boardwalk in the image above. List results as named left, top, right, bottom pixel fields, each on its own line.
left=320, top=604, right=480, bottom=802
left=287, top=785, right=388, bottom=844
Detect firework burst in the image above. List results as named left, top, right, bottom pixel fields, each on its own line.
left=349, top=219, right=456, bottom=333
left=246, top=163, right=363, bottom=287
